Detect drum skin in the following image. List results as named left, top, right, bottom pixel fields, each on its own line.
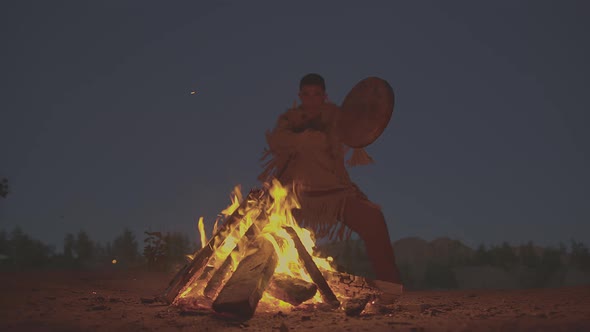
left=338, top=77, right=395, bottom=148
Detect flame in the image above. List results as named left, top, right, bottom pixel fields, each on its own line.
left=260, top=179, right=335, bottom=283
left=197, top=217, right=207, bottom=249
left=212, top=218, right=219, bottom=235
left=220, top=185, right=242, bottom=217
left=178, top=179, right=338, bottom=311
left=178, top=185, right=257, bottom=299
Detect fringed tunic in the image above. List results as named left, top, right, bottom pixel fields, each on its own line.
left=259, top=102, right=374, bottom=240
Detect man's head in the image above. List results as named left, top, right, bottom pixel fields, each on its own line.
left=298, top=73, right=327, bottom=110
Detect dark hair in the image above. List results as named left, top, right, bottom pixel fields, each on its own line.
left=299, top=73, right=326, bottom=91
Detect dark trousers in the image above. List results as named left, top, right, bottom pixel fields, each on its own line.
left=339, top=195, right=402, bottom=283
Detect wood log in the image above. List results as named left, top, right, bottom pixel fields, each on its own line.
left=203, top=255, right=232, bottom=299
left=284, top=227, right=340, bottom=309
left=323, top=270, right=402, bottom=304
left=203, top=214, right=268, bottom=299
left=212, top=236, right=278, bottom=319
left=266, top=274, right=317, bottom=306
left=160, top=188, right=266, bottom=304
left=322, top=270, right=379, bottom=299
left=342, top=295, right=371, bottom=316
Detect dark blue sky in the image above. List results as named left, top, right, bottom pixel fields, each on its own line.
left=1, top=1, right=588, bottom=250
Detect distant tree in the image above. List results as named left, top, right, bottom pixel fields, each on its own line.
left=0, top=177, right=9, bottom=198
left=112, top=228, right=140, bottom=267
left=0, top=229, right=8, bottom=268
left=74, top=231, right=95, bottom=266
left=472, top=244, right=491, bottom=266
left=103, top=241, right=113, bottom=262
left=93, top=241, right=112, bottom=266
left=2, top=227, right=53, bottom=269
left=63, top=233, right=75, bottom=259
left=489, top=242, right=519, bottom=270
left=559, top=242, right=568, bottom=257
left=396, top=261, right=418, bottom=290
left=536, top=246, right=565, bottom=286
left=570, top=240, right=590, bottom=271
left=519, top=241, right=540, bottom=268
left=163, top=232, right=192, bottom=264
left=143, top=231, right=195, bottom=271
left=446, top=239, right=471, bottom=266
left=341, top=239, right=353, bottom=272
left=540, top=247, right=563, bottom=270
left=144, top=231, right=167, bottom=271
left=0, top=229, right=7, bottom=254
left=344, top=239, right=372, bottom=278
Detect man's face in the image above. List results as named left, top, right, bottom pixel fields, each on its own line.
left=298, top=85, right=326, bottom=110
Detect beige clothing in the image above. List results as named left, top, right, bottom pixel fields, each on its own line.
left=259, top=102, right=372, bottom=239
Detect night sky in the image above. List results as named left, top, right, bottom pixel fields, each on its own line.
left=1, top=1, right=588, bottom=250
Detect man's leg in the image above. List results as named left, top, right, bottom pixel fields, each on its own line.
left=341, top=195, right=402, bottom=284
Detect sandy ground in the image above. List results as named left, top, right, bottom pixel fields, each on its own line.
left=0, top=269, right=589, bottom=332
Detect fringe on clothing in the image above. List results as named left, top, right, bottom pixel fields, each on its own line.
left=347, top=148, right=374, bottom=166
left=258, top=147, right=293, bottom=183
left=258, top=149, right=368, bottom=241
left=292, top=187, right=357, bottom=241
left=258, top=148, right=274, bottom=182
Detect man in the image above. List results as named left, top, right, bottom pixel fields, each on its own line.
left=259, top=73, right=402, bottom=284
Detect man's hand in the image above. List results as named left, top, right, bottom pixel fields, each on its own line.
left=298, top=129, right=328, bottom=148
left=304, top=128, right=327, bottom=138
left=284, top=108, right=322, bottom=132
left=284, top=109, right=308, bottom=129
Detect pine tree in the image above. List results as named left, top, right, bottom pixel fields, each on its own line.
left=74, top=230, right=95, bottom=266
left=112, top=228, right=140, bottom=267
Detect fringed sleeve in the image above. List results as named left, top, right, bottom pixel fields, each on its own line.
left=258, top=110, right=301, bottom=182
left=266, top=113, right=300, bottom=152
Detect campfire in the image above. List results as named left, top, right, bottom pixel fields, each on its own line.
left=159, top=179, right=401, bottom=319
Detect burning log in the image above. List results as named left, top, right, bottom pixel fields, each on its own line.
left=324, top=271, right=402, bottom=302
left=161, top=189, right=265, bottom=304
left=321, top=270, right=402, bottom=310
left=203, top=255, right=232, bottom=299
left=212, top=236, right=278, bottom=319
left=266, top=274, right=317, bottom=306
left=323, top=271, right=379, bottom=298
left=284, top=227, right=340, bottom=309
left=203, top=214, right=268, bottom=299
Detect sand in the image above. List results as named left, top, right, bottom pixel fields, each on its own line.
left=1, top=269, right=589, bottom=331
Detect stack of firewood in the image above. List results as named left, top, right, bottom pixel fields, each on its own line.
left=159, top=189, right=401, bottom=319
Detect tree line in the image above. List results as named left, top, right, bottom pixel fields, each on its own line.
left=0, top=227, right=198, bottom=272
left=2, top=226, right=589, bottom=290
left=316, top=238, right=590, bottom=290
